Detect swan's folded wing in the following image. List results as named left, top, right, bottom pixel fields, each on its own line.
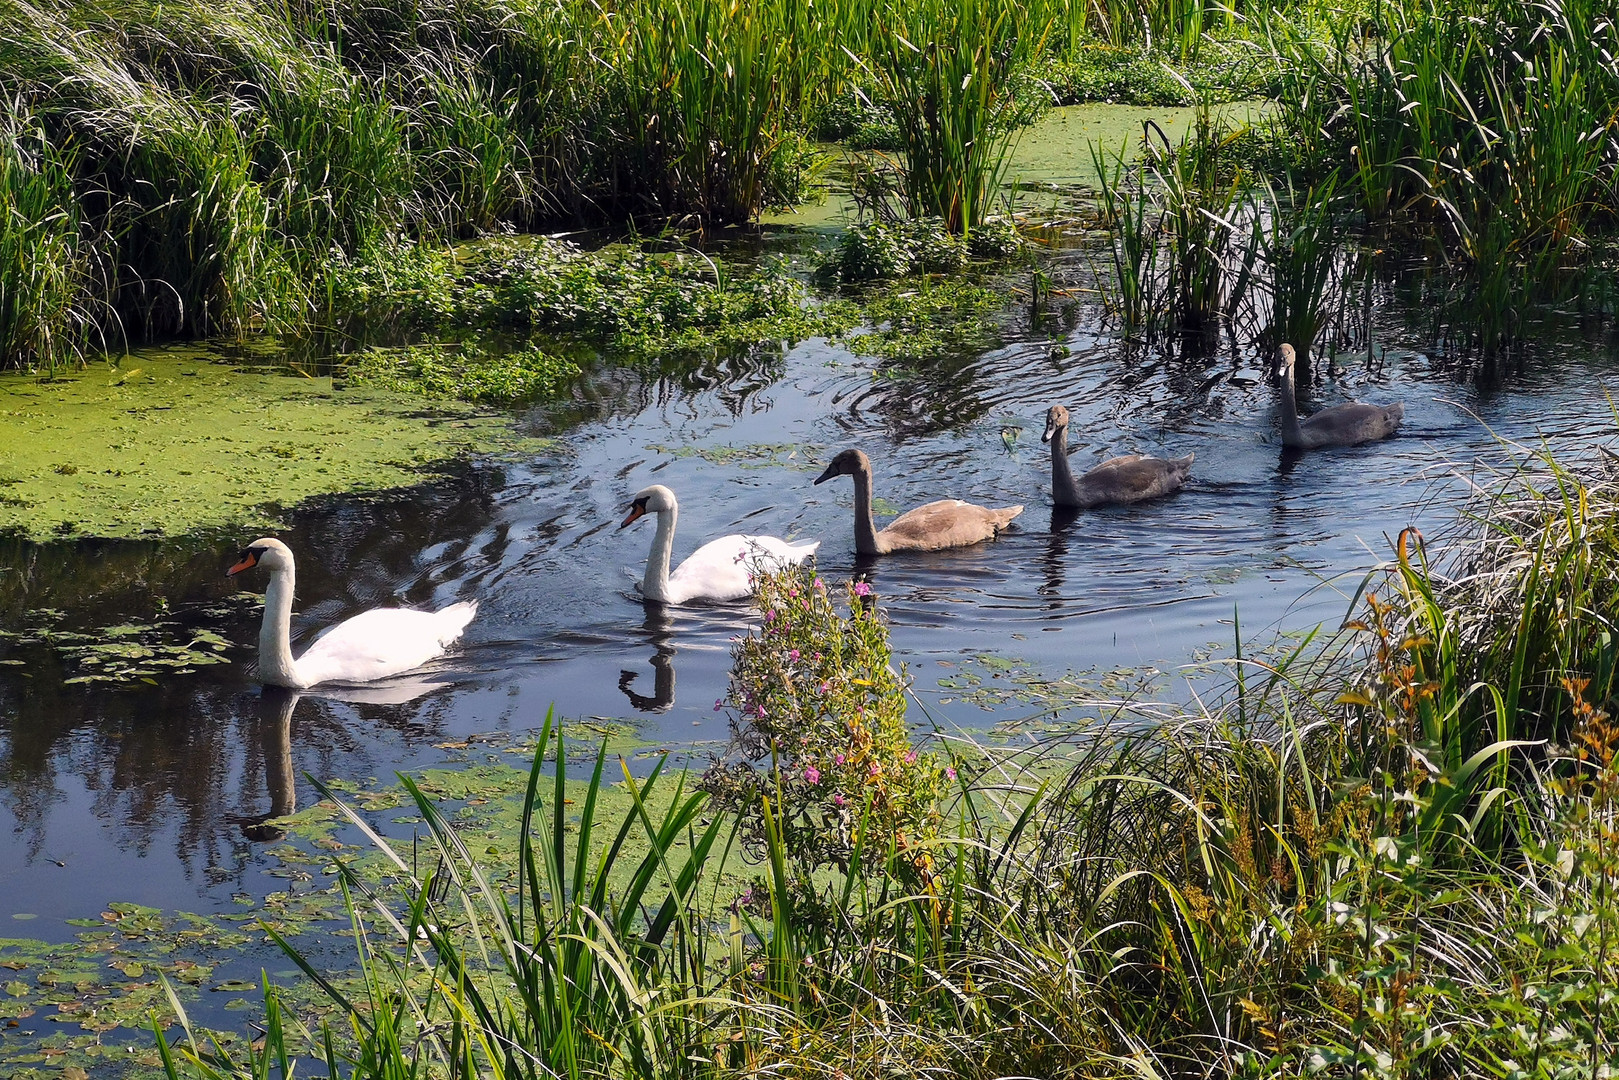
left=1083, top=455, right=1193, bottom=503
left=666, top=535, right=757, bottom=603
left=294, top=604, right=475, bottom=686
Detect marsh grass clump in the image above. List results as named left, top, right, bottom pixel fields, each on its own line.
left=328, top=236, right=856, bottom=355
left=864, top=0, right=1050, bottom=234
left=0, top=0, right=829, bottom=368
left=1346, top=446, right=1619, bottom=760
left=1265, top=0, right=1619, bottom=357
left=817, top=219, right=970, bottom=282
left=1092, top=112, right=1253, bottom=346
left=1032, top=38, right=1283, bottom=106
left=815, top=91, right=903, bottom=151
left=0, top=104, right=101, bottom=371
left=345, top=343, right=579, bottom=406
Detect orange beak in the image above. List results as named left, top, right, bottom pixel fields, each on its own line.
left=619, top=504, right=647, bottom=529
left=227, top=551, right=258, bottom=577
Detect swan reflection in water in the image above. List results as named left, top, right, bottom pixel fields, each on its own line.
left=238, top=678, right=451, bottom=841
left=240, top=687, right=298, bottom=842
left=620, top=605, right=676, bottom=713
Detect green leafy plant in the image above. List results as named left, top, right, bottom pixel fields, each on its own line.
left=706, top=565, right=948, bottom=882
left=345, top=343, right=580, bottom=406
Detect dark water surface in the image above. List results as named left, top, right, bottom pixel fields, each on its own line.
left=1, top=247, right=1618, bottom=954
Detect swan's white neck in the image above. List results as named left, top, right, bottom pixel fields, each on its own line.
left=259, top=568, right=307, bottom=688
left=1278, top=361, right=1304, bottom=445
left=851, top=466, right=882, bottom=556
left=642, top=504, right=678, bottom=603
left=1050, top=425, right=1081, bottom=507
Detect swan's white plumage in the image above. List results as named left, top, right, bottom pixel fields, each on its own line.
left=291, top=603, right=479, bottom=686
left=229, top=537, right=476, bottom=688
left=622, top=485, right=818, bottom=605
left=662, top=534, right=821, bottom=605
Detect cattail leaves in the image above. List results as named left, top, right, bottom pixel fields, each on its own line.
left=863, top=0, right=1048, bottom=235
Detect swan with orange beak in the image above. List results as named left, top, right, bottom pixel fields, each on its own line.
left=228, top=538, right=477, bottom=688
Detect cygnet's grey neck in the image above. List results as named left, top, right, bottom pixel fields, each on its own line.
left=1049, top=423, right=1081, bottom=506
left=850, top=465, right=882, bottom=556
left=1278, top=362, right=1304, bottom=445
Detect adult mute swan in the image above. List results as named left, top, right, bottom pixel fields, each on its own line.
left=1277, top=343, right=1404, bottom=449
left=813, top=448, right=1023, bottom=554
left=619, top=485, right=819, bottom=604
left=227, top=538, right=477, bottom=688
left=1042, top=405, right=1193, bottom=509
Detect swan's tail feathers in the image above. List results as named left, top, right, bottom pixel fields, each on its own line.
left=435, top=600, right=479, bottom=645
left=993, top=505, right=1025, bottom=531
left=787, top=540, right=820, bottom=562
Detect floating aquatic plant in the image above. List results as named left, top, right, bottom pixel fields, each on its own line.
left=0, top=603, right=246, bottom=685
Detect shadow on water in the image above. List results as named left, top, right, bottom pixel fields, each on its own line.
left=0, top=235, right=1617, bottom=935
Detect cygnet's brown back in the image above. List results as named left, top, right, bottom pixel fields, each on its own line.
left=1298, top=401, right=1404, bottom=448
left=1069, top=453, right=1195, bottom=508
left=877, top=499, right=1023, bottom=553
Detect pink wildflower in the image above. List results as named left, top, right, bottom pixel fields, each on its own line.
left=905, top=750, right=917, bottom=764
left=713, top=699, right=724, bottom=712
left=789, top=649, right=800, bottom=662
left=804, top=765, right=821, bottom=785
left=946, top=766, right=958, bottom=780
left=833, top=793, right=845, bottom=806
left=853, top=581, right=872, bottom=597
left=835, top=753, right=846, bottom=765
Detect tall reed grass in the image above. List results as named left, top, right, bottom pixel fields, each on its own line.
left=0, top=0, right=834, bottom=368
left=1265, top=0, right=1619, bottom=356
left=864, top=0, right=1048, bottom=234
left=0, top=102, right=100, bottom=370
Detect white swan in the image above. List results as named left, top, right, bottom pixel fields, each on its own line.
left=227, top=538, right=477, bottom=688
left=1277, top=343, right=1404, bottom=449
left=619, top=485, right=819, bottom=604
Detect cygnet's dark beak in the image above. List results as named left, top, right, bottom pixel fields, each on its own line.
left=813, top=462, right=838, bottom=485
left=1041, top=421, right=1057, bottom=444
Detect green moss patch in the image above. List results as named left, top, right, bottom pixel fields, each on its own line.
left=0, top=350, right=548, bottom=541
left=345, top=343, right=581, bottom=405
